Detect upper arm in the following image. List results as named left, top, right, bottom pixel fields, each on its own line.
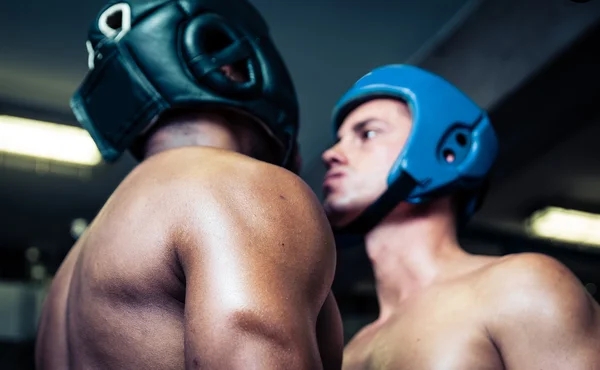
left=176, top=167, right=337, bottom=369
left=487, top=253, right=600, bottom=369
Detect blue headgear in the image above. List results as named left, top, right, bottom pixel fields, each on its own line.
left=331, top=65, right=498, bottom=234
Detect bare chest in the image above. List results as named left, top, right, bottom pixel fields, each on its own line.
left=343, top=293, right=503, bottom=370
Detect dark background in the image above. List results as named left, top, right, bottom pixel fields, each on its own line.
left=1, top=0, right=600, bottom=368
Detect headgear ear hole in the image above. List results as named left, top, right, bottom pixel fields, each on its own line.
left=183, top=14, right=262, bottom=96
left=98, top=3, right=132, bottom=42
left=199, top=26, right=250, bottom=82
left=222, top=60, right=251, bottom=83
left=106, top=11, right=123, bottom=31
left=201, top=28, right=234, bottom=54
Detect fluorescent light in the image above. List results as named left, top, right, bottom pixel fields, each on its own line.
left=0, top=115, right=101, bottom=166
left=528, top=206, right=600, bottom=246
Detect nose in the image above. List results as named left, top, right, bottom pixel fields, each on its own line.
left=322, top=142, right=347, bottom=169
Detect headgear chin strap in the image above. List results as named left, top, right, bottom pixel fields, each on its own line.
left=71, top=0, right=299, bottom=169
left=331, top=65, right=498, bottom=235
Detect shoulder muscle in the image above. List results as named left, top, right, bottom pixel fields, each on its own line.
left=174, top=153, right=336, bottom=307
left=487, top=253, right=592, bottom=322
left=485, top=253, right=599, bottom=353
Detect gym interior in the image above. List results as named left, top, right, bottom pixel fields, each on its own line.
left=0, top=0, right=599, bottom=368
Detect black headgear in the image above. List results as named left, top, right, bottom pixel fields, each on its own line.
left=71, top=0, right=299, bottom=168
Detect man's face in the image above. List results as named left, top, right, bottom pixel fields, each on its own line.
left=322, top=99, right=412, bottom=227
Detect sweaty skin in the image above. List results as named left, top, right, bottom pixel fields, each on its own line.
left=342, top=253, right=600, bottom=370
left=36, top=147, right=343, bottom=370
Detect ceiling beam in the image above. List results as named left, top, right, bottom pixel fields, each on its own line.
left=416, top=0, right=600, bottom=109
left=484, top=28, right=600, bottom=200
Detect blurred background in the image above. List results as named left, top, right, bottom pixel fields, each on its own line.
left=1, top=0, right=600, bottom=368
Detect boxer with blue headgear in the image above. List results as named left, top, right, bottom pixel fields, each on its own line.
left=323, top=65, right=600, bottom=369
left=36, top=1, right=343, bottom=368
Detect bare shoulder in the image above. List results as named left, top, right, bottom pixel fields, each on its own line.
left=122, top=148, right=322, bottom=221
left=182, top=148, right=327, bottom=226
left=482, top=252, right=597, bottom=331
left=154, top=147, right=336, bottom=265
left=485, top=252, right=584, bottom=296
left=137, top=147, right=317, bottom=202
left=486, top=252, right=578, bottom=286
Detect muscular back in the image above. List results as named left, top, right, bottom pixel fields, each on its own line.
left=36, top=147, right=342, bottom=370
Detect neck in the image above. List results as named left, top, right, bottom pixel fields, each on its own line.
left=144, top=114, right=242, bottom=159
left=364, top=200, right=468, bottom=320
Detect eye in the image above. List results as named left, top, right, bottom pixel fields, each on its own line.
left=362, top=130, right=377, bottom=140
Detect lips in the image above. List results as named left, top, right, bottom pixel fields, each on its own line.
left=323, top=170, right=345, bottom=191
left=324, top=169, right=345, bottom=180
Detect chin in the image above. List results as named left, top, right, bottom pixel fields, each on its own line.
left=323, top=198, right=365, bottom=229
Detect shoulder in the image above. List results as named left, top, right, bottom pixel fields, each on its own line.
left=486, top=252, right=582, bottom=296
left=167, top=151, right=337, bottom=305
left=206, top=151, right=323, bottom=221
left=131, top=147, right=318, bottom=208
left=483, top=252, right=595, bottom=331
left=189, top=149, right=324, bottom=223
left=148, top=147, right=310, bottom=191
left=487, top=252, right=576, bottom=286
left=135, top=146, right=333, bottom=241
left=152, top=147, right=335, bottom=257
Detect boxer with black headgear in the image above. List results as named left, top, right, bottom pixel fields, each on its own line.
left=35, top=1, right=343, bottom=369
left=323, top=65, right=600, bottom=369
